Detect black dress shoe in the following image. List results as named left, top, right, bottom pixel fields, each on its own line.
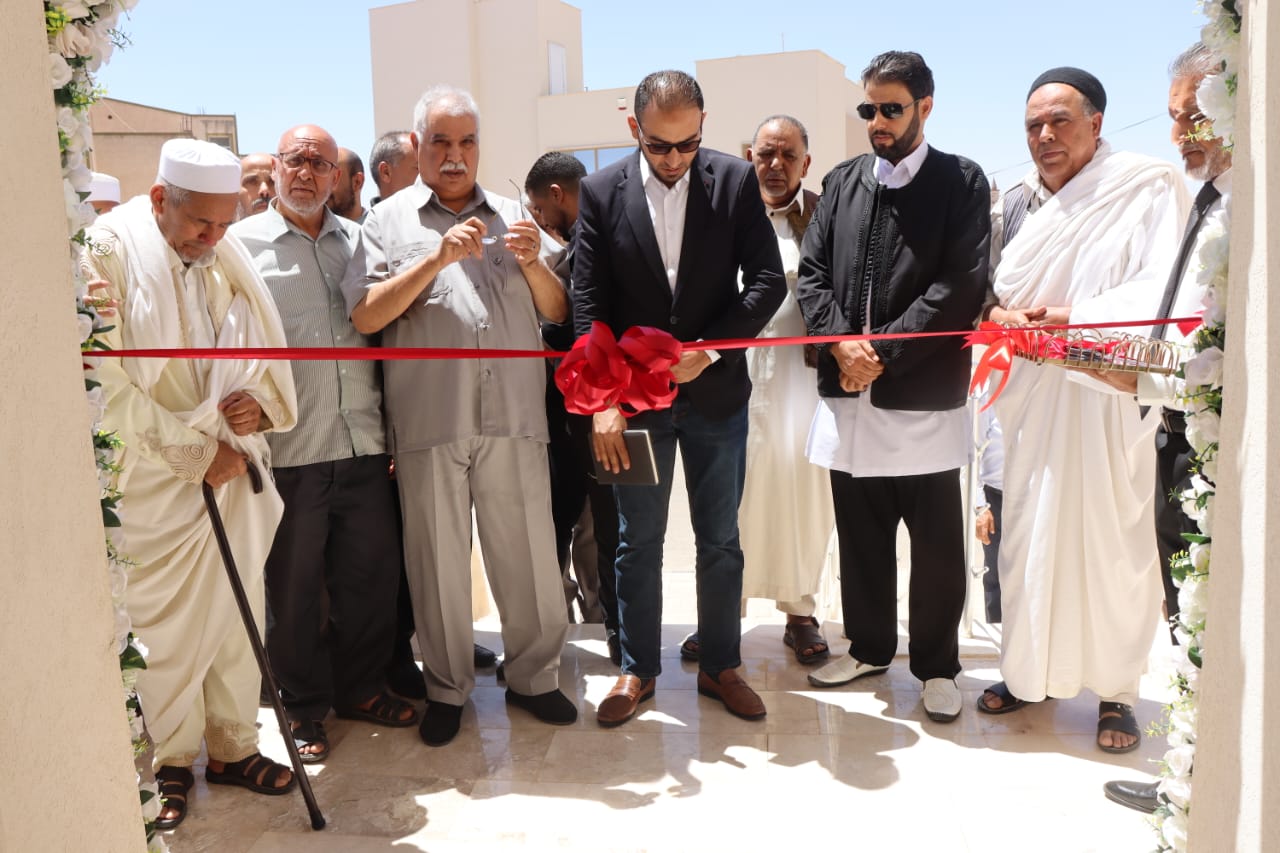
left=419, top=701, right=464, bottom=747
left=387, top=660, right=427, bottom=700
left=505, top=688, right=578, bottom=725
left=1103, top=780, right=1160, bottom=813
left=474, top=644, right=498, bottom=668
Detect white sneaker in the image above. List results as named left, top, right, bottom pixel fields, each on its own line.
left=922, top=678, right=962, bottom=722
left=807, top=655, right=890, bottom=688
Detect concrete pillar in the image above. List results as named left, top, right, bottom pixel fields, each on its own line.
left=1187, top=2, right=1280, bottom=850
left=0, top=2, right=148, bottom=851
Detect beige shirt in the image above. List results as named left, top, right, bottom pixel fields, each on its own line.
left=342, top=179, right=565, bottom=453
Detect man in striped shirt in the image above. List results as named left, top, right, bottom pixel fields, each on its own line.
left=232, top=124, right=417, bottom=763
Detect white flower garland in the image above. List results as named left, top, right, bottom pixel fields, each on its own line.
left=1152, top=2, right=1240, bottom=850
left=45, top=2, right=167, bottom=850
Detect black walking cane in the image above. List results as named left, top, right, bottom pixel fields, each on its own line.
left=202, top=461, right=326, bottom=830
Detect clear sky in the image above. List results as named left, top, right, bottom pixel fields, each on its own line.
left=96, top=0, right=1208, bottom=198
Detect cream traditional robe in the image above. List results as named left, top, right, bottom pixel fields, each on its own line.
left=740, top=202, right=836, bottom=611
left=991, top=142, right=1189, bottom=702
left=83, top=196, right=297, bottom=765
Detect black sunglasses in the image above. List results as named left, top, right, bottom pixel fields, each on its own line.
left=856, top=99, right=920, bottom=121
left=637, top=125, right=703, bottom=156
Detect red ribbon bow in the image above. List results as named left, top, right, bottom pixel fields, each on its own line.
left=554, top=322, right=681, bottom=416
left=964, top=322, right=1027, bottom=411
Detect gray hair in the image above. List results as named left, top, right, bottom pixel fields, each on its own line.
left=412, top=85, right=481, bottom=138
left=1170, top=42, right=1221, bottom=80
left=753, top=114, right=809, bottom=150
left=155, top=177, right=190, bottom=208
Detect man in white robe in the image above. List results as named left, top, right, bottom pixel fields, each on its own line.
left=82, top=139, right=299, bottom=828
left=739, top=115, right=836, bottom=662
left=982, top=69, right=1189, bottom=753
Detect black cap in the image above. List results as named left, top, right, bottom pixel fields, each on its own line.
left=1027, top=67, right=1107, bottom=113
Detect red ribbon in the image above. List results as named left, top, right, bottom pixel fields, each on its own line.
left=965, top=322, right=1022, bottom=411
left=552, top=322, right=679, bottom=415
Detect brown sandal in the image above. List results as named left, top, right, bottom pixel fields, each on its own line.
left=783, top=617, right=831, bottom=664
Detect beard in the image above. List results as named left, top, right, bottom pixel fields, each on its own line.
left=278, top=186, right=328, bottom=217
left=1184, top=145, right=1230, bottom=182
left=869, top=111, right=922, bottom=164
left=327, top=185, right=355, bottom=216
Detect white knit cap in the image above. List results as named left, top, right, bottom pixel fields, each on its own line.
left=157, top=138, right=241, bottom=194
left=87, top=172, right=121, bottom=203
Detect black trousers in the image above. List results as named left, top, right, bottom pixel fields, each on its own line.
left=546, top=365, right=620, bottom=632
left=265, top=454, right=401, bottom=721
left=830, top=468, right=965, bottom=681
left=981, top=486, right=1003, bottom=624
left=1155, top=419, right=1196, bottom=638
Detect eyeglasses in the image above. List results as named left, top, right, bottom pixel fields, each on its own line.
left=855, top=99, right=920, bottom=121
left=636, top=125, right=703, bottom=156
left=276, top=151, right=337, bottom=176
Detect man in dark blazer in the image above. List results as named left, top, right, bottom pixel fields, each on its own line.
left=572, top=69, right=786, bottom=727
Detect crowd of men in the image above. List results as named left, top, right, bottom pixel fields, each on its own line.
left=80, top=43, right=1230, bottom=830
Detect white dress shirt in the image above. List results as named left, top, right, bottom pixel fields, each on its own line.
left=639, top=154, right=690, bottom=294
left=807, top=141, right=971, bottom=477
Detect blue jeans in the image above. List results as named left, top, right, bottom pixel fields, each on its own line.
left=613, top=398, right=748, bottom=678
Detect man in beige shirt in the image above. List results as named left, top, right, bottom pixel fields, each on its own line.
left=343, top=84, right=574, bottom=747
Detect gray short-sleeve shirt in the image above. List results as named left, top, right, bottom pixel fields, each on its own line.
left=341, top=180, right=565, bottom=453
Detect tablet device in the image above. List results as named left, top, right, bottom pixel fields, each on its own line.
left=592, top=429, right=659, bottom=486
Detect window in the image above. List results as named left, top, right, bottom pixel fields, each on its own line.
left=548, top=42, right=567, bottom=96
left=206, top=134, right=233, bottom=151
left=571, top=145, right=634, bottom=173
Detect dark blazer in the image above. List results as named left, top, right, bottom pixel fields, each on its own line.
left=797, top=147, right=990, bottom=411
left=572, top=148, right=786, bottom=419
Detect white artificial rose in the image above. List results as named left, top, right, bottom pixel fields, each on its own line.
left=1161, top=774, right=1193, bottom=812
left=64, top=179, right=88, bottom=235
left=86, top=32, right=115, bottom=72
left=1197, top=73, right=1234, bottom=144
left=60, top=1, right=94, bottom=17
left=1165, top=744, right=1196, bottom=780
left=68, top=161, right=93, bottom=192
left=1181, top=579, right=1208, bottom=625
left=49, top=53, right=75, bottom=88
left=1189, top=541, right=1211, bottom=573
left=55, top=21, right=95, bottom=58
left=1201, top=455, right=1218, bottom=482
left=1201, top=498, right=1215, bottom=537
left=77, top=312, right=94, bottom=345
left=1184, top=347, right=1224, bottom=389
left=83, top=354, right=104, bottom=370
left=1192, top=408, right=1220, bottom=447
left=56, top=106, right=79, bottom=136
left=1165, top=804, right=1190, bottom=851
left=1201, top=283, right=1226, bottom=327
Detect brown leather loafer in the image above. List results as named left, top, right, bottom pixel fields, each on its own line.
left=596, top=674, right=656, bottom=727
left=697, top=669, right=766, bottom=720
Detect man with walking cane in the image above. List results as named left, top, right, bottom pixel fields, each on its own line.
left=83, top=139, right=301, bottom=831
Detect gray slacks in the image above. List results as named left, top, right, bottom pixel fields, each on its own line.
left=395, top=435, right=567, bottom=704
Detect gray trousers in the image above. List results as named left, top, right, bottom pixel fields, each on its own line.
left=395, top=436, right=568, bottom=704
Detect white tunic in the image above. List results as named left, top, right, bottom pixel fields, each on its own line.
left=739, top=197, right=836, bottom=603
left=991, top=143, right=1190, bottom=701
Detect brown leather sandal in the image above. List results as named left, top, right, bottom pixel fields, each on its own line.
left=783, top=617, right=831, bottom=664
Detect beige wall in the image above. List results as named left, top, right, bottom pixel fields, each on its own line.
left=370, top=2, right=867, bottom=195
left=1187, top=1, right=1280, bottom=849
left=696, top=51, right=867, bottom=188
left=0, top=4, right=148, bottom=852
left=371, top=0, right=584, bottom=191
left=88, top=98, right=239, bottom=200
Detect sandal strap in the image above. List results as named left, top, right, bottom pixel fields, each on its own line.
left=365, top=692, right=412, bottom=723
left=224, top=752, right=286, bottom=788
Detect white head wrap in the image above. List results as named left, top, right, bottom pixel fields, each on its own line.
left=87, top=172, right=121, bottom=203
left=157, top=138, right=240, bottom=194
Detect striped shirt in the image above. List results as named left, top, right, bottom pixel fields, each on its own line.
left=232, top=202, right=386, bottom=468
